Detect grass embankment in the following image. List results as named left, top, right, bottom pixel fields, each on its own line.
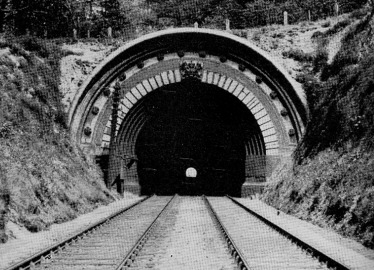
left=262, top=8, right=374, bottom=248
left=0, top=36, right=114, bottom=243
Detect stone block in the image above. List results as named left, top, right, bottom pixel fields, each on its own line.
left=241, top=182, right=265, bottom=197
left=123, top=182, right=141, bottom=195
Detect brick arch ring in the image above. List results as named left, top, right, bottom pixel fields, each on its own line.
left=68, top=28, right=307, bottom=190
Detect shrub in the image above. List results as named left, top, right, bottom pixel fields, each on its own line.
left=0, top=122, right=13, bottom=139
left=0, top=40, right=10, bottom=49
left=282, top=49, right=314, bottom=62
left=252, top=31, right=261, bottom=42
left=61, top=49, right=83, bottom=57
left=312, top=19, right=352, bottom=41
left=349, top=8, right=369, bottom=20
left=321, top=47, right=359, bottom=80
left=311, top=31, right=323, bottom=39
left=54, top=110, right=68, bottom=129
left=313, top=46, right=329, bottom=72
left=19, top=36, right=50, bottom=58
left=335, top=19, right=352, bottom=29
left=270, top=39, right=279, bottom=50
left=324, top=19, right=352, bottom=37
left=232, top=29, right=247, bottom=38
left=322, top=21, right=331, bottom=28
left=271, top=32, right=285, bottom=39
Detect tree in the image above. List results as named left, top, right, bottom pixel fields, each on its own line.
left=0, top=0, right=7, bottom=32
left=5, top=0, right=73, bottom=37
left=368, top=0, right=374, bottom=17
left=100, top=0, right=127, bottom=31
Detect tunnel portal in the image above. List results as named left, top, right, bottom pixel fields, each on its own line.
left=135, top=81, right=262, bottom=196
left=70, top=28, right=307, bottom=197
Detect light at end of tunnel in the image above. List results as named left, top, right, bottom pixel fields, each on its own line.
left=186, top=167, right=197, bottom=178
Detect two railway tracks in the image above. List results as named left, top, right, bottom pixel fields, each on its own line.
left=5, top=195, right=364, bottom=270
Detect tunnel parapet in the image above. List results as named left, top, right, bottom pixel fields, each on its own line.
left=69, top=28, right=307, bottom=197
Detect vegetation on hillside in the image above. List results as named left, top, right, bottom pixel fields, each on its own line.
left=0, top=36, right=114, bottom=243
left=262, top=6, right=374, bottom=249
left=0, top=0, right=368, bottom=38
left=296, top=8, right=374, bottom=161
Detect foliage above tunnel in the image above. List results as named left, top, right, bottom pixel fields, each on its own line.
left=0, top=0, right=369, bottom=38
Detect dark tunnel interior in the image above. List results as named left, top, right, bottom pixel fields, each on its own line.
left=134, top=80, right=263, bottom=196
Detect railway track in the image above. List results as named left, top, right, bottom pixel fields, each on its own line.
left=225, top=196, right=349, bottom=270
left=207, top=196, right=345, bottom=270
left=6, top=195, right=358, bottom=270
left=122, top=196, right=239, bottom=270
left=5, top=195, right=173, bottom=270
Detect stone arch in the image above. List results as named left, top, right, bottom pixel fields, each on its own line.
left=69, top=28, right=307, bottom=196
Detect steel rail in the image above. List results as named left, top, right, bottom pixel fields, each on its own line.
left=5, top=196, right=151, bottom=270
left=115, top=194, right=177, bottom=270
left=227, top=195, right=350, bottom=270
left=203, top=195, right=250, bottom=270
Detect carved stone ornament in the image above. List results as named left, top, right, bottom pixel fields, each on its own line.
left=280, top=109, right=288, bottom=117
left=84, top=127, right=92, bottom=136
left=180, top=61, right=203, bottom=81
left=91, top=106, right=100, bottom=115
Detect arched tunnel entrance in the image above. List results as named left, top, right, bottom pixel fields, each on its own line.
left=69, top=28, right=307, bottom=197
left=134, top=80, right=264, bottom=196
